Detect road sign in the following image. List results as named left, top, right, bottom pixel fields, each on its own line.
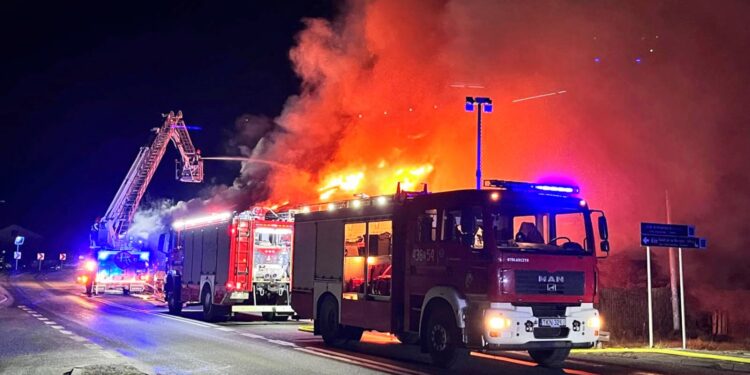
left=641, top=222, right=695, bottom=237
left=641, top=235, right=707, bottom=249
left=14, top=252, right=21, bottom=260
left=37, top=253, right=45, bottom=261
left=14, top=236, right=25, bottom=246
left=59, top=253, right=67, bottom=261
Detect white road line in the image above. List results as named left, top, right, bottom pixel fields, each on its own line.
left=84, top=343, right=102, bottom=350
left=215, top=327, right=234, bottom=332
left=92, top=297, right=217, bottom=328
left=43, top=321, right=56, bottom=325
left=17, top=305, right=26, bottom=308
left=295, top=348, right=408, bottom=375
left=0, top=296, right=8, bottom=304
left=304, top=347, right=429, bottom=375
left=36, top=317, right=49, bottom=321
left=240, top=333, right=266, bottom=339
left=60, top=330, right=73, bottom=335
left=267, top=339, right=298, bottom=348
left=69, top=335, right=88, bottom=342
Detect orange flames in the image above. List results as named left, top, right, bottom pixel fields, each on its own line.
left=316, top=163, right=434, bottom=201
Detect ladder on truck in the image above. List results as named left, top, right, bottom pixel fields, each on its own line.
left=96, top=111, right=203, bottom=249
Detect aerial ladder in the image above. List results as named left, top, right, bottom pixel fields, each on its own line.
left=93, top=110, right=203, bottom=249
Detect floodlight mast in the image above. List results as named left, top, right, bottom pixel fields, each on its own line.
left=465, top=96, right=493, bottom=190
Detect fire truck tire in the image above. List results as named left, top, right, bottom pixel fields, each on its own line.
left=167, top=284, right=182, bottom=315
left=343, top=326, right=363, bottom=342
left=123, top=288, right=130, bottom=296
left=85, top=282, right=93, bottom=297
left=424, top=304, right=460, bottom=368
left=202, top=286, right=229, bottom=322
left=528, top=348, right=570, bottom=368
left=318, top=296, right=347, bottom=346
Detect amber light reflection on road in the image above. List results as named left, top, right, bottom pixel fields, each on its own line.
left=470, top=352, right=597, bottom=375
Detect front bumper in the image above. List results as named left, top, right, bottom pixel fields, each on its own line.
left=479, top=303, right=599, bottom=349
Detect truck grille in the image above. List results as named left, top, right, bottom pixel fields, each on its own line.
left=515, top=270, right=584, bottom=296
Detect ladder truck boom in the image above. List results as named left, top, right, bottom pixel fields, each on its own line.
left=96, top=110, right=203, bottom=248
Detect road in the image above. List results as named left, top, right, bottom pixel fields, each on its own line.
left=0, top=270, right=745, bottom=375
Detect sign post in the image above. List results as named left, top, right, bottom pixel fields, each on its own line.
left=37, top=252, right=45, bottom=272
left=59, top=253, right=67, bottom=268
left=640, top=222, right=706, bottom=350
left=14, top=236, right=24, bottom=271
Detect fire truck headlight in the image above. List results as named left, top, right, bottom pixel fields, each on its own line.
left=84, top=260, right=96, bottom=272
left=80, top=275, right=88, bottom=283
left=587, top=316, right=601, bottom=330
left=486, top=315, right=511, bottom=331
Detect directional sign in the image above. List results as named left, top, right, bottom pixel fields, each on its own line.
left=59, top=253, right=67, bottom=261
left=641, top=222, right=695, bottom=237
left=14, top=252, right=21, bottom=260
left=641, top=235, right=707, bottom=249
left=37, top=252, right=45, bottom=261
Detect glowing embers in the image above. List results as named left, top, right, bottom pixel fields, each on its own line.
left=172, top=211, right=232, bottom=230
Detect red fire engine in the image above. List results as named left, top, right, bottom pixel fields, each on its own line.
left=162, top=208, right=295, bottom=321
left=291, top=181, right=609, bottom=368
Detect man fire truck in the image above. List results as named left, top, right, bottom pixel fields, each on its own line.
left=161, top=208, right=295, bottom=322
left=291, top=180, right=610, bottom=368
left=83, top=111, right=203, bottom=296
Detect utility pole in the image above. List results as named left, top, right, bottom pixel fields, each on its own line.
left=667, top=191, right=680, bottom=332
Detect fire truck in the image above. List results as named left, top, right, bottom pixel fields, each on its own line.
left=291, top=181, right=610, bottom=368
left=83, top=111, right=203, bottom=295
left=161, top=209, right=295, bottom=321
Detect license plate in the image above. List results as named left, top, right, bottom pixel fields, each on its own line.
left=539, top=318, right=565, bottom=328
left=230, top=292, right=249, bottom=300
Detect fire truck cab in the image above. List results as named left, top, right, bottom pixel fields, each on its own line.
left=291, top=181, right=609, bottom=368
left=162, top=209, right=295, bottom=321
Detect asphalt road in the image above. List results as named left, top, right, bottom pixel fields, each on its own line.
left=0, top=270, right=745, bottom=375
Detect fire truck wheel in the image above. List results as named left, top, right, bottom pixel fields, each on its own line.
left=167, top=288, right=182, bottom=315
left=424, top=304, right=459, bottom=368
left=343, top=326, right=363, bottom=342
left=202, top=286, right=229, bottom=322
left=318, top=296, right=347, bottom=346
left=528, top=348, right=570, bottom=368
left=85, top=283, right=93, bottom=297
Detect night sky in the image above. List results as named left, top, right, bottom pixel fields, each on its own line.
left=0, top=1, right=336, bottom=254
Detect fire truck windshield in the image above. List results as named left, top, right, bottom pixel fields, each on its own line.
left=490, top=210, right=593, bottom=254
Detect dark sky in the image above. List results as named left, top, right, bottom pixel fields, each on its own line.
left=0, top=1, right=336, bottom=253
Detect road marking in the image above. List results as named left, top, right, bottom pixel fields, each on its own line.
left=91, top=296, right=217, bottom=328
left=101, top=352, right=117, bottom=359
left=215, top=327, right=234, bottom=332
left=572, top=348, right=750, bottom=364
left=0, top=296, right=9, bottom=304
left=84, top=343, right=102, bottom=350
left=69, top=335, right=88, bottom=342
left=36, top=317, right=49, bottom=321
left=60, top=330, right=74, bottom=335
left=44, top=321, right=56, bottom=325
left=302, top=347, right=429, bottom=375
left=470, top=352, right=598, bottom=375
left=267, top=339, right=298, bottom=347
left=51, top=325, right=64, bottom=330
left=240, top=333, right=266, bottom=339
left=295, top=347, right=422, bottom=375
left=17, top=305, right=26, bottom=308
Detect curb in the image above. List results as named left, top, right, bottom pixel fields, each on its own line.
left=298, top=325, right=313, bottom=333
left=572, top=348, right=750, bottom=364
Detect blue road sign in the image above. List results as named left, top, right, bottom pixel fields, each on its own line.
left=641, top=235, right=707, bottom=249
left=641, top=223, right=695, bottom=237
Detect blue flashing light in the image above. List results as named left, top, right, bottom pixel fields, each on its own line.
left=483, top=180, right=580, bottom=195
left=594, top=57, right=601, bottom=63
left=465, top=101, right=475, bottom=112
left=635, top=57, right=642, bottom=64
left=483, top=103, right=493, bottom=113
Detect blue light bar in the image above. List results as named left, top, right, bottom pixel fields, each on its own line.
left=483, top=103, right=493, bottom=113
left=483, top=180, right=580, bottom=195
left=465, top=101, right=475, bottom=112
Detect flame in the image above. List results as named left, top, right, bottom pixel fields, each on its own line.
left=316, top=163, right=434, bottom=201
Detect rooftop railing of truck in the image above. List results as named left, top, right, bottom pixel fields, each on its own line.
left=483, top=180, right=580, bottom=196
left=288, top=182, right=429, bottom=216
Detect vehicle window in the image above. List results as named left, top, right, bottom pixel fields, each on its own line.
left=343, top=222, right=366, bottom=300
left=441, top=207, right=483, bottom=249
left=552, top=212, right=586, bottom=250
left=367, top=220, right=392, bottom=299
left=513, top=215, right=548, bottom=244
left=417, top=209, right=438, bottom=243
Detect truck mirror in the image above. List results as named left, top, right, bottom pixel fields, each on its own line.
left=597, top=216, right=609, bottom=240
left=600, top=240, right=610, bottom=253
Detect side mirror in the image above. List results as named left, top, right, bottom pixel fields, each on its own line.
left=598, top=216, right=609, bottom=241
left=600, top=240, right=610, bottom=253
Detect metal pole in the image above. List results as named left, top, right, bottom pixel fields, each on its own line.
left=647, top=246, right=654, bottom=348
left=475, top=106, right=482, bottom=190
left=38, top=254, right=42, bottom=273
left=667, top=191, right=680, bottom=331
left=679, top=247, right=687, bottom=349
left=15, top=244, right=19, bottom=271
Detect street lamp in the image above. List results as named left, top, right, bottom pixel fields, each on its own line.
left=465, top=96, right=493, bottom=190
